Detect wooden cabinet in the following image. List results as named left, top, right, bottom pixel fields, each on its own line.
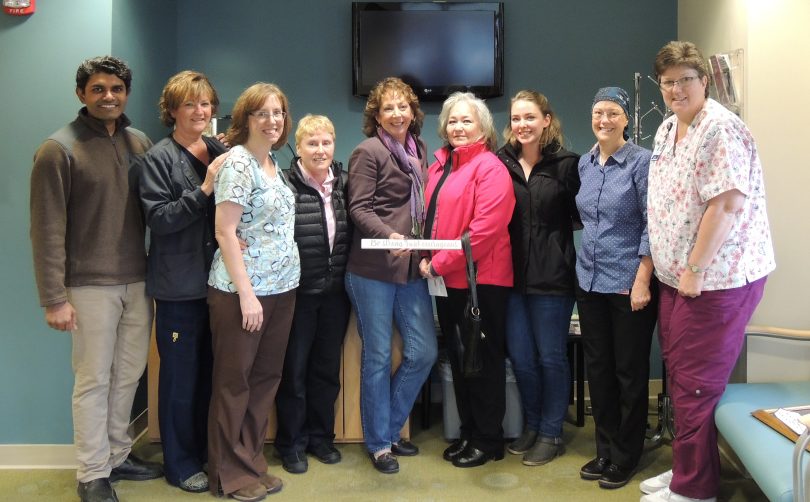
left=147, top=311, right=408, bottom=443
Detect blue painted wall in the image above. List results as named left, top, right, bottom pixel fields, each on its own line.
left=174, top=0, right=675, bottom=166
left=0, top=0, right=675, bottom=444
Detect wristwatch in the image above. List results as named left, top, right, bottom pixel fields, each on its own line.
left=687, top=263, right=704, bottom=273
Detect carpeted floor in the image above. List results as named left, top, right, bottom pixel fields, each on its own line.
left=0, top=405, right=767, bottom=502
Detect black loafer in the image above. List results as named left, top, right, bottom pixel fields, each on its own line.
left=368, top=451, right=399, bottom=474
left=77, top=478, right=119, bottom=502
left=391, top=439, right=419, bottom=456
left=451, top=445, right=504, bottom=468
left=281, top=451, right=308, bottom=474
left=598, top=463, right=635, bottom=489
left=442, top=439, right=468, bottom=462
left=109, top=454, right=163, bottom=482
left=580, top=456, right=611, bottom=480
left=307, top=443, right=341, bottom=464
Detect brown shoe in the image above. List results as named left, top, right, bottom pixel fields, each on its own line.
left=259, top=471, right=284, bottom=494
left=230, top=482, right=266, bottom=502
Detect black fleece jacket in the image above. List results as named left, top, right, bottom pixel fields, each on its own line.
left=496, top=141, right=581, bottom=296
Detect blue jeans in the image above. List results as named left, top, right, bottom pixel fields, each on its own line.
left=505, top=292, right=574, bottom=438
left=345, top=272, right=438, bottom=453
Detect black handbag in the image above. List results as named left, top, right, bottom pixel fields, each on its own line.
left=452, top=232, right=484, bottom=377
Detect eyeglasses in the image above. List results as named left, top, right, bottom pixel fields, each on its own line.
left=250, top=110, right=286, bottom=121
left=591, top=110, right=624, bottom=121
left=658, top=75, right=700, bottom=91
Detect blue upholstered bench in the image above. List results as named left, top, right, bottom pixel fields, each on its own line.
left=715, top=381, right=810, bottom=502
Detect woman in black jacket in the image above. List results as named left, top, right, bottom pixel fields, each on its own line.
left=137, top=71, right=227, bottom=493
left=274, top=115, right=351, bottom=474
left=495, top=90, right=581, bottom=467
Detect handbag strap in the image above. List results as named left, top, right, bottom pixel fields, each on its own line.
left=461, top=232, right=479, bottom=315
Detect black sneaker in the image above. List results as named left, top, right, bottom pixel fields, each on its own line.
left=580, top=457, right=610, bottom=480
left=280, top=451, right=308, bottom=474
left=598, top=463, right=635, bottom=489
left=307, top=442, right=341, bottom=464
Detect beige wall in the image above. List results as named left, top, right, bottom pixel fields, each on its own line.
left=679, top=0, right=810, bottom=329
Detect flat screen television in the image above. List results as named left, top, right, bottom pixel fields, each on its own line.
left=352, top=2, right=504, bottom=101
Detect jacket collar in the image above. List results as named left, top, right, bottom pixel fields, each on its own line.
left=77, top=107, right=132, bottom=136
left=433, top=140, right=489, bottom=169
left=498, top=140, right=569, bottom=176
left=288, top=157, right=343, bottom=184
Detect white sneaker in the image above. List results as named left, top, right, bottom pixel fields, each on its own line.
left=640, top=487, right=717, bottom=502
left=640, top=469, right=673, bottom=494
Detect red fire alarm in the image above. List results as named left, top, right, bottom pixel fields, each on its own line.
left=3, top=0, right=35, bottom=16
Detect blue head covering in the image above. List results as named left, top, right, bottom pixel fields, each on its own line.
left=593, top=87, right=631, bottom=140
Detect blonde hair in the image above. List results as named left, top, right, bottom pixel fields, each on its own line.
left=437, top=92, right=498, bottom=152
left=225, top=82, right=292, bottom=149
left=361, top=77, right=424, bottom=137
left=295, top=114, right=335, bottom=149
left=502, top=90, right=564, bottom=151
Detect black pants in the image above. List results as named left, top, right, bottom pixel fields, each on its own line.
left=576, top=283, right=658, bottom=468
left=274, top=290, right=350, bottom=455
left=436, top=285, right=509, bottom=456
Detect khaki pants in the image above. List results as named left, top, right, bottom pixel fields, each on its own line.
left=68, top=282, right=152, bottom=482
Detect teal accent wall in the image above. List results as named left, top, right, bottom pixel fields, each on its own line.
left=111, top=1, right=178, bottom=141
left=0, top=0, right=674, bottom=444
left=175, top=0, right=677, bottom=165
left=0, top=0, right=114, bottom=445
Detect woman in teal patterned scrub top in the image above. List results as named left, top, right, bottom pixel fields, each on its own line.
left=206, top=82, right=300, bottom=502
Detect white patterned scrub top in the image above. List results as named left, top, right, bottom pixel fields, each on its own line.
left=208, top=145, right=300, bottom=295
left=647, top=98, right=775, bottom=291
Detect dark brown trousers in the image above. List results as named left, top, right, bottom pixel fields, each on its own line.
left=207, top=287, right=296, bottom=496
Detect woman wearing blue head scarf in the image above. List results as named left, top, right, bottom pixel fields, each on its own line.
left=575, top=87, right=658, bottom=489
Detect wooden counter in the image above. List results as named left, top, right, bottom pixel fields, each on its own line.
left=147, top=311, right=407, bottom=443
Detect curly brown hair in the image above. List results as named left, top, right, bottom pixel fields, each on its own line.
left=361, top=77, right=424, bottom=137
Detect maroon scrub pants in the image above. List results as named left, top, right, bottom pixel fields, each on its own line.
left=658, top=277, right=766, bottom=499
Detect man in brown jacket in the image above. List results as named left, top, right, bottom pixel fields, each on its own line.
left=30, top=56, right=162, bottom=502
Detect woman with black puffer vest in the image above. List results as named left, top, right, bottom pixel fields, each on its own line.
left=274, top=114, right=351, bottom=476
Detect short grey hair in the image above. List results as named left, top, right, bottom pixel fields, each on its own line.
left=437, top=92, right=498, bottom=151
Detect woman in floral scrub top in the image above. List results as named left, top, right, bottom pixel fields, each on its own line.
left=640, top=41, right=775, bottom=502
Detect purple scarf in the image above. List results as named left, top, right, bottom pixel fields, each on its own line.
left=377, top=126, right=426, bottom=237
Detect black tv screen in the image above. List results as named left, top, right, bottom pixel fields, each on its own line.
left=352, top=2, right=504, bottom=101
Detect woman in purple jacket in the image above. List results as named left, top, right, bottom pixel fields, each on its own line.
left=345, top=77, right=438, bottom=475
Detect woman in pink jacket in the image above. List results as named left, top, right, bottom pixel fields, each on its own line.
left=419, top=92, right=515, bottom=468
